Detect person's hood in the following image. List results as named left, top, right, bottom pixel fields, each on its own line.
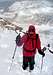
left=27, top=25, right=36, bottom=39
left=28, top=25, right=35, bottom=32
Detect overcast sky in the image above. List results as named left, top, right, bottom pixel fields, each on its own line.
left=0, top=0, right=53, bottom=2
left=0, top=0, right=53, bottom=10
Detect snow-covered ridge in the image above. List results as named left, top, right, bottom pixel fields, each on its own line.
left=0, top=17, right=23, bottom=31
left=0, top=0, right=53, bottom=32
left=8, top=1, right=53, bottom=25
left=0, top=0, right=53, bottom=25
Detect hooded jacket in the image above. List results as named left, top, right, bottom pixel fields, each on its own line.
left=17, top=25, right=41, bottom=56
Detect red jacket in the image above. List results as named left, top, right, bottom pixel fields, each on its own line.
left=17, top=33, right=41, bottom=57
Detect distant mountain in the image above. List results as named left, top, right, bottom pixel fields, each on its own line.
left=0, top=0, right=53, bottom=30
left=8, top=0, right=53, bottom=25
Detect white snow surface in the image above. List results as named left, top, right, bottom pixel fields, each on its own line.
left=0, top=25, right=53, bottom=75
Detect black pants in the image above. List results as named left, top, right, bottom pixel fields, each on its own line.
left=22, top=56, right=35, bottom=70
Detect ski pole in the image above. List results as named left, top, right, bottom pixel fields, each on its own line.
left=41, top=47, right=46, bottom=71
left=41, top=56, right=44, bottom=71
left=41, top=44, right=51, bottom=71
left=47, top=44, right=53, bottom=54
left=8, top=45, right=17, bottom=72
left=12, top=45, right=17, bottom=59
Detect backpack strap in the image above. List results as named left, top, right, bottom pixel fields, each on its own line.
left=36, top=34, right=38, bottom=43
left=36, top=34, right=38, bottom=48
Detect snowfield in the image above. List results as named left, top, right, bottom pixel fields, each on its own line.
left=0, top=0, right=53, bottom=75
left=0, top=25, right=53, bottom=75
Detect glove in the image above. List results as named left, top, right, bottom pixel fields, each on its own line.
left=38, top=49, right=45, bottom=57
left=42, top=53, right=45, bottom=57
left=42, top=47, right=46, bottom=57
left=16, top=33, right=21, bottom=45
left=47, top=44, right=50, bottom=47
left=42, top=47, right=46, bottom=52
left=12, top=56, right=14, bottom=59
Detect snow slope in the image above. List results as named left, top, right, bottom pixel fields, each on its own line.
left=0, top=25, right=53, bottom=75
